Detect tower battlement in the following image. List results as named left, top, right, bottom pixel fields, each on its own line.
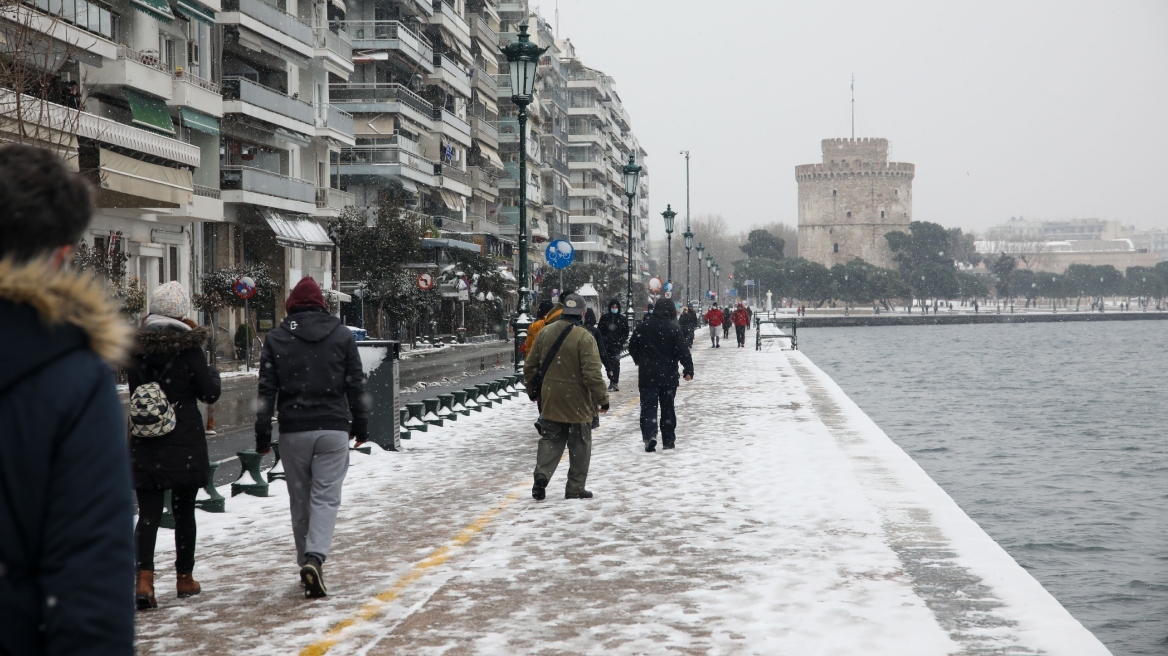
left=821, top=137, right=889, bottom=165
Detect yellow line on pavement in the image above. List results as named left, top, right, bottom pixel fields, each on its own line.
left=298, top=491, right=522, bottom=656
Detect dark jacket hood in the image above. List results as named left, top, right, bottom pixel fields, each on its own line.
left=0, top=258, right=131, bottom=393
left=652, top=298, right=676, bottom=319
left=280, top=307, right=343, bottom=343
left=606, top=298, right=622, bottom=312
left=134, top=325, right=210, bottom=357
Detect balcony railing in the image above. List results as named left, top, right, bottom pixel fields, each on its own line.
left=222, top=0, right=312, bottom=45
left=323, top=104, right=353, bottom=135
left=116, top=45, right=170, bottom=74
left=470, top=116, right=498, bottom=142
left=432, top=0, right=469, bottom=36
left=434, top=163, right=470, bottom=185
left=223, top=77, right=313, bottom=124
left=471, top=13, right=497, bottom=45
left=175, top=69, right=220, bottom=93
left=339, top=146, right=436, bottom=174
left=193, top=185, right=221, bottom=199
left=433, top=52, right=468, bottom=80
left=221, top=166, right=315, bottom=203
left=312, top=27, right=352, bottom=60
left=551, top=159, right=569, bottom=176
left=432, top=107, right=470, bottom=135
left=316, top=187, right=354, bottom=209
left=473, top=166, right=498, bottom=190
left=334, top=20, right=433, bottom=62
left=473, top=69, right=497, bottom=94
left=330, top=83, right=434, bottom=117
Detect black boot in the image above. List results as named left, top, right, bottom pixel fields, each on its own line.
left=532, top=473, right=548, bottom=500
left=565, top=490, right=593, bottom=499
left=663, top=439, right=675, bottom=450
left=644, top=438, right=657, bottom=452
left=300, top=554, right=327, bottom=599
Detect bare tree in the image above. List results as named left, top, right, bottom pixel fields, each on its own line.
left=980, top=229, right=1052, bottom=271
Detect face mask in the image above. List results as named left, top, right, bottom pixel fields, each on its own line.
left=610, top=308, right=619, bottom=314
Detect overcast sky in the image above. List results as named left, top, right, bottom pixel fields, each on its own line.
left=530, top=0, right=1168, bottom=240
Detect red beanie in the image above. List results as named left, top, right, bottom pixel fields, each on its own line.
left=286, top=276, right=326, bottom=314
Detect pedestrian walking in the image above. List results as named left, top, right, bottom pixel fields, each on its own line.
left=678, top=302, right=699, bottom=348
left=0, top=143, right=135, bottom=654
left=128, top=281, right=221, bottom=609
left=256, top=277, right=368, bottom=599
left=629, top=298, right=695, bottom=451
left=525, top=294, right=610, bottom=500
left=597, top=299, right=629, bottom=391
left=582, top=307, right=606, bottom=428
left=521, top=298, right=557, bottom=356
left=731, top=301, right=750, bottom=347
left=721, top=305, right=731, bottom=340
left=703, top=302, right=724, bottom=348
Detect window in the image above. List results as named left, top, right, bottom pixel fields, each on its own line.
left=846, top=211, right=851, bottom=218
left=832, top=189, right=836, bottom=197
left=833, top=243, right=839, bottom=253
left=880, top=210, right=885, bottom=218
left=893, top=189, right=898, bottom=196
left=169, top=246, right=178, bottom=282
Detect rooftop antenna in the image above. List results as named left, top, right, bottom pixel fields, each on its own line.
left=555, top=0, right=559, bottom=37
left=851, top=74, right=855, bottom=139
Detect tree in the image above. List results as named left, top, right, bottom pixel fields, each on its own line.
left=990, top=253, right=1017, bottom=301
left=441, top=248, right=513, bottom=338
left=555, top=262, right=648, bottom=313
left=788, top=258, right=833, bottom=306
left=734, top=257, right=788, bottom=302
left=1126, top=266, right=1166, bottom=309
left=740, top=229, right=785, bottom=261
left=831, top=259, right=874, bottom=309
left=946, top=227, right=982, bottom=267
left=1012, top=268, right=1040, bottom=307
left=886, top=221, right=960, bottom=307
left=957, top=271, right=990, bottom=300
left=868, top=267, right=912, bottom=310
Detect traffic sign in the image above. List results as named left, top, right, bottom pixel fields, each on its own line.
left=647, top=277, right=663, bottom=293
left=416, top=272, right=434, bottom=291
left=664, top=281, right=674, bottom=292
left=664, top=290, right=673, bottom=299
left=233, top=276, right=256, bottom=300
left=544, top=240, right=575, bottom=269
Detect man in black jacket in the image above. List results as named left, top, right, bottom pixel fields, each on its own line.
left=256, top=277, right=367, bottom=599
left=596, top=298, right=629, bottom=391
left=628, top=298, right=694, bottom=452
left=0, top=144, right=135, bottom=654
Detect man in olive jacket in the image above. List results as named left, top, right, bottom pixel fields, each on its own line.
left=525, top=294, right=610, bottom=500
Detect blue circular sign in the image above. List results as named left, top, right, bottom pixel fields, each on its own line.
left=544, top=240, right=575, bottom=270
left=664, top=281, right=674, bottom=292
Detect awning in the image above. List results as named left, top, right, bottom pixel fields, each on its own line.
left=352, top=50, right=389, bottom=64
left=131, top=0, right=174, bottom=21
left=477, top=141, right=502, bottom=169
left=437, top=189, right=465, bottom=211
left=330, top=0, right=345, bottom=14
left=399, top=178, right=418, bottom=193
left=237, top=30, right=310, bottom=69
left=174, top=0, right=214, bottom=23
left=422, top=238, right=480, bottom=253
left=260, top=208, right=334, bottom=252
left=180, top=108, right=219, bottom=135
left=125, top=89, right=174, bottom=135
left=94, top=148, right=192, bottom=208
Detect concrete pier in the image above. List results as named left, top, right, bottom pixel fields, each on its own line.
left=133, top=344, right=1109, bottom=655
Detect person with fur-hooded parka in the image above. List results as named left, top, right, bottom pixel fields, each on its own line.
left=126, top=281, right=221, bottom=610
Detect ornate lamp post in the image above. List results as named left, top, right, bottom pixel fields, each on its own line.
left=705, top=252, right=713, bottom=300
left=680, top=149, right=691, bottom=303
left=683, top=227, right=694, bottom=305
left=502, top=22, right=547, bottom=372
left=713, top=263, right=720, bottom=300
left=695, top=242, right=705, bottom=307
left=661, top=204, right=676, bottom=286
left=621, top=153, right=642, bottom=324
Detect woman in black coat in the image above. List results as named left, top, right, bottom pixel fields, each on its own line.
left=126, top=283, right=220, bottom=609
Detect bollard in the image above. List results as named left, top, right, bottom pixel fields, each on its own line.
left=494, top=379, right=512, bottom=400
left=475, top=384, right=493, bottom=408
left=405, top=402, right=428, bottom=432
left=205, top=403, right=216, bottom=436
left=422, top=398, right=444, bottom=427
left=514, top=374, right=526, bottom=394
left=399, top=408, right=412, bottom=440
left=486, top=381, right=502, bottom=403
left=231, top=450, right=270, bottom=497
left=451, top=390, right=470, bottom=416
left=502, top=376, right=517, bottom=396
left=437, top=394, right=457, bottom=421
left=159, top=489, right=176, bottom=529
left=194, top=460, right=226, bottom=513
left=351, top=444, right=372, bottom=454
left=266, top=442, right=286, bottom=482
left=463, top=387, right=482, bottom=412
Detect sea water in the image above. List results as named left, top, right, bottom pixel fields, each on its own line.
left=801, top=321, right=1168, bottom=655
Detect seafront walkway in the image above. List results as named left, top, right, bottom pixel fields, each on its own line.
left=134, top=342, right=1109, bottom=655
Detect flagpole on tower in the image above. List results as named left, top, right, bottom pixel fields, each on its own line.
left=851, top=74, right=855, bottom=139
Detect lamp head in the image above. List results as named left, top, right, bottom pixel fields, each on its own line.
left=501, top=22, right=548, bottom=101
left=621, top=153, right=642, bottom=197
left=661, top=204, right=676, bottom=234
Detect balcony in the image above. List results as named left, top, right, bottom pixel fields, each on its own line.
left=86, top=45, right=173, bottom=100
left=469, top=116, right=498, bottom=145
left=222, top=77, right=314, bottom=134
left=473, top=69, right=497, bottom=96
left=469, top=13, right=497, bottom=48
left=220, top=165, right=316, bottom=211
left=330, top=83, right=434, bottom=127
left=315, top=186, right=355, bottom=217
left=338, top=145, right=436, bottom=187
left=338, top=20, right=433, bottom=70
left=4, top=3, right=117, bottom=60
left=316, top=104, right=354, bottom=145
left=313, top=27, right=353, bottom=78
left=434, top=163, right=472, bottom=196
left=428, top=52, right=471, bottom=98
left=472, top=166, right=498, bottom=195
left=431, top=106, right=470, bottom=145
left=169, top=70, right=222, bottom=118
left=430, top=0, right=470, bottom=49
left=221, top=0, right=312, bottom=55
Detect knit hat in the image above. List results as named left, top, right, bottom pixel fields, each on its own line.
left=150, top=281, right=188, bottom=319
left=286, top=276, right=326, bottom=314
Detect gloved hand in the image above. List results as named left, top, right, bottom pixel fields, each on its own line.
left=599, top=402, right=610, bottom=414
left=255, top=439, right=271, bottom=455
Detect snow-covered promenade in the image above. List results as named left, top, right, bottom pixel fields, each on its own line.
left=134, top=343, right=1109, bottom=655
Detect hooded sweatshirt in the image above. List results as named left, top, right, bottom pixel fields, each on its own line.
left=255, top=306, right=367, bottom=450
left=628, top=298, right=695, bottom=388
left=596, top=299, right=629, bottom=353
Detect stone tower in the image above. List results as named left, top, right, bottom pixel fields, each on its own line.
left=796, top=138, right=914, bottom=269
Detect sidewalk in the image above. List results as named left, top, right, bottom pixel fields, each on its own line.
left=134, top=345, right=1107, bottom=655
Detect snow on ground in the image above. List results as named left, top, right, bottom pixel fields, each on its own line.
left=135, top=340, right=1108, bottom=655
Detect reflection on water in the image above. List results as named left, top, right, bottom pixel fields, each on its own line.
left=801, top=321, right=1168, bottom=656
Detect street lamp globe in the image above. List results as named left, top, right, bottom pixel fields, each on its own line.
left=696, top=242, right=704, bottom=260
left=621, top=153, right=642, bottom=197
left=502, top=23, right=546, bottom=99
left=683, top=229, right=693, bottom=250
left=661, top=204, right=676, bottom=234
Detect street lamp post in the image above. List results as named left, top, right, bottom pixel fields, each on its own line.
left=621, top=153, right=642, bottom=325
left=705, top=253, right=712, bottom=301
left=680, top=150, right=691, bottom=303
left=661, top=204, right=676, bottom=286
left=843, top=273, right=849, bottom=316
left=695, top=242, right=705, bottom=308
left=502, top=22, right=547, bottom=372
left=683, top=228, right=693, bottom=306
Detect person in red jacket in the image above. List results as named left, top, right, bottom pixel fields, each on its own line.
left=703, top=303, right=724, bottom=348
left=731, top=302, right=750, bottom=347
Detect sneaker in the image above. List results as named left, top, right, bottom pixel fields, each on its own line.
left=565, top=490, right=593, bottom=499
left=611, top=384, right=619, bottom=392
left=300, top=555, right=327, bottom=599
left=644, top=439, right=657, bottom=452
left=532, top=473, right=548, bottom=500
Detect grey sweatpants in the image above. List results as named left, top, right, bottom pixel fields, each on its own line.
left=280, top=430, right=349, bottom=566
left=534, top=420, right=592, bottom=494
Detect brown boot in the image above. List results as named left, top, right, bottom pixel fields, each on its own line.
left=176, top=573, right=201, bottom=598
left=135, top=570, right=157, bottom=610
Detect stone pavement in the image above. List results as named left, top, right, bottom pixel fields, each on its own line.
left=134, top=342, right=1108, bottom=655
